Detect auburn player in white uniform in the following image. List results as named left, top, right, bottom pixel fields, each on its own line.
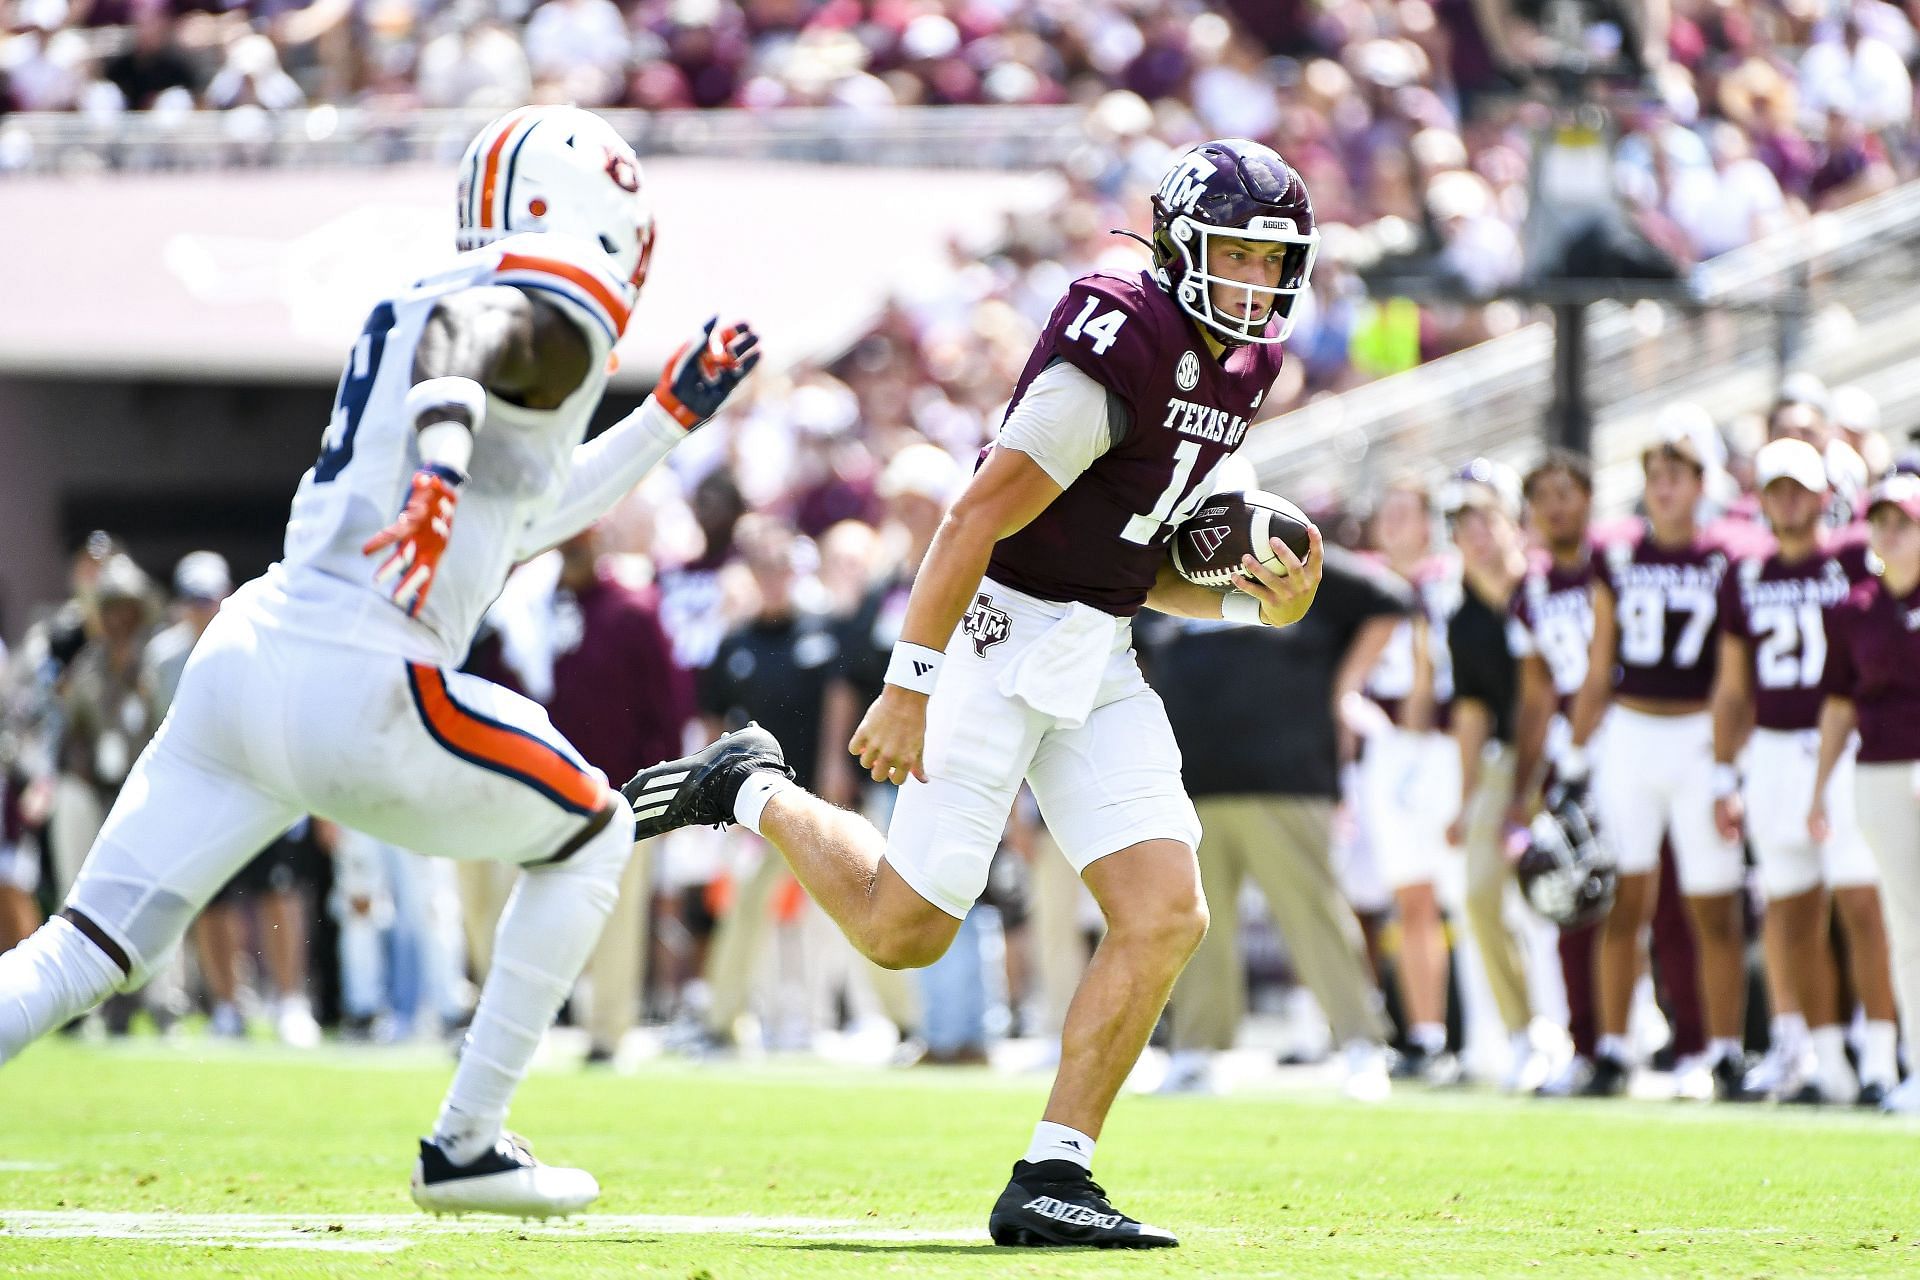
left=0, top=106, right=760, bottom=1217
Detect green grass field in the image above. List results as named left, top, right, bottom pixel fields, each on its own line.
left=0, top=1037, right=1914, bottom=1278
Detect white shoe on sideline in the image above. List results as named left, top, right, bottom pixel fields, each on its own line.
left=1156, top=1050, right=1217, bottom=1096
left=1340, top=1040, right=1392, bottom=1103
left=1878, top=1077, right=1920, bottom=1114
left=411, top=1134, right=599, bottom=1218
left=275, top=995, right=322, bottom=1050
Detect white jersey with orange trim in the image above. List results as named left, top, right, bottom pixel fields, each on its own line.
left=265, top=231, right=634, bottom=668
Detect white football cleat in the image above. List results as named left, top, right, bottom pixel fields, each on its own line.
left=1877, top=1077, right=1920, bottom=1115
left=410, top=1134, right=599, bottom=1219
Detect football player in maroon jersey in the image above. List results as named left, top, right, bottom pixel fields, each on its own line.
left=1562, top=426, right=1753, bottom=1100
left=1709, top=439, right=1897, bottom=1103
left=1811, top=473, right=1920, bottom=1112
left=623, top=141, right=1323, bottom=1247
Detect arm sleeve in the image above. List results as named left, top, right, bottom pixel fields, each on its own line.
left=515, top=398, right=683, bottom=560
left=994, top=359, right=1125, bottom=491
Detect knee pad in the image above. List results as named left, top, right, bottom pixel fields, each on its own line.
left=62, top=841, right=199, bottom=991
left=521, top=796, right=636, bottom=917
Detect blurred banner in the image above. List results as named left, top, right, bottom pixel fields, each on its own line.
left=0, top=160, right=1060, bottom=386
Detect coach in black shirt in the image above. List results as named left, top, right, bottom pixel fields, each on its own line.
left=1144, top=544, right=1406, bottom=1094
left=1441, top=464, right=1537, bottom=1079
left=696, top=516, right=841, bottom=1045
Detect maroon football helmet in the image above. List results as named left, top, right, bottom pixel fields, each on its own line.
left=1148, top=139, right=1318, bottom=346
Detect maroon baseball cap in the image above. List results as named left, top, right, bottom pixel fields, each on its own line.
left=1866, top=473, right=1920, bottom=522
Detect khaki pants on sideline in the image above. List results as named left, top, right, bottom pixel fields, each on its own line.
left=704, top=847, right=787, bottom=1037
left=1462, top=746, right=1531, bottom=1034
left=1172, top=795, right=1389, bottom=1051
left=1029, top=827, right=1092, bottom=1037
left=1855, top=762, right=1920, bottom=1052
left=455, top=861, right=518, bottom=976
left=584, top=838, right=654, bottom=1053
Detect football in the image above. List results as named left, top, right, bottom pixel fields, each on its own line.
left=1170, top=489, right=1314, bottom=589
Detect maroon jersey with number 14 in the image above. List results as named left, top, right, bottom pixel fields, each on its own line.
left=986, top=269, right=1287, bottom=617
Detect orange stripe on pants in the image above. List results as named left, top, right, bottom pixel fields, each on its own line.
left=408, top=664, right=605, bottom=816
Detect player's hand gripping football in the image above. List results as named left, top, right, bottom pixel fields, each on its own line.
left=1235, top=521, right=1323, bottom=626
left=849, top=685, right=928, bottom=786
left=363, top=465, right=463, bottom=617
left=654, top=316, right=761, bottom=429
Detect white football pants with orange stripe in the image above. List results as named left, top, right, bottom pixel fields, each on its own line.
left=4, top=592, right=637, bottom=1147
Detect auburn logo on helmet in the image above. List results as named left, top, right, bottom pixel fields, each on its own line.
left=605, top=151, right=640, bottom=193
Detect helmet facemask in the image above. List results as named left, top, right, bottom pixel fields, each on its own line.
left=1160, top=213, right=1318, bottom=346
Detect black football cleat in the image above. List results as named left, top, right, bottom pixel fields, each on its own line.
left=620, top=723, right=794, bottom=840
left=1711, top=1056, right=1766, bottom=1103
left=987, top=1160, right=1177, bottom=1249
left=1577, top=1054, right=1631, bottom=1098
left=1857, top=1081, right=1890, bottom=1109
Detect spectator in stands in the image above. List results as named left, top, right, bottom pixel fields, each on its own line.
left=523, top=0, right=629, bottom=106
left=1798, top=10, right=1913, bottom=134
left=102, top=9, right=201, bottom=110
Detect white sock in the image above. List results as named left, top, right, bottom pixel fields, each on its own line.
left=1812, top=1025, right=1852, bottom=1090
left=434, top=818, right=632, bottom=1165
left=0, top=917, right=124, bottom=1064
left=1410, top=1022, right=1447, bottom=1055
left=1709, top=1037, right=1743, bottom=1066
left=733, top=771, right=797, bottom=836
left=1025, top=1121, right=1095, bottom=1171
left=1771, top=1011, right=1808, bottom=1054
left=1597, top=1033, right=1632, bottom=1065
left=1861, top=1020, right=1900, bottom=1088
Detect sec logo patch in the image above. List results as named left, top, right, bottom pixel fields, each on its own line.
left=1175, top=350, right=1200, bottom=391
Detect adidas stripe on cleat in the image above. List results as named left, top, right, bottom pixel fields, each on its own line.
left=987, top=1160, right=1177, bottom=1249
left=619, top=723, right=794, bottom=840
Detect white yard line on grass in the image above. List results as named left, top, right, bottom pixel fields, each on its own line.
left=0, top=1209, right=987, bottom=1253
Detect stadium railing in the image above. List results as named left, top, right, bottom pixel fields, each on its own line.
left=0, top=105, right=1085, bottom=175
left=1240, top=180, right=1920, bottom=507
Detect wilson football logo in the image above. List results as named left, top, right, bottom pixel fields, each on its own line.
left=963, top=593, right=1012, bottom=656
left=1190, top=526, right=1233, bottom=561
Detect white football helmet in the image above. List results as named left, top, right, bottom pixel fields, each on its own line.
left=456, top=106, right=656, bottom=318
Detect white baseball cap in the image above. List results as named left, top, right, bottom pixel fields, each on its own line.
left=173, top=550, right=232, bottom=602
left=1754, top=437, right=1828, bottom=494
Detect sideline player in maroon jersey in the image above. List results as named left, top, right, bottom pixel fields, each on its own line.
left=621, top=141, right=1323, bottom=1247
left=1561, top=426, right=1753, bottom=1100
left=1708, top=438, right=1898, bottom=1104
left=1812, top=473, right=1920, bottom=1113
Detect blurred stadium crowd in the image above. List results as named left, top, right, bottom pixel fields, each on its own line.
left=7, top=2, right=1919, bottom=424
left=4, top=366, right=1917, bottom=1106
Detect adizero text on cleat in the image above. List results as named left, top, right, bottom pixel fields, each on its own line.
left=987, top=1159, right=1177, bottom=1249
left=409, top=1134, right=599, bottom=1218
left=620, top=723, right=793, bottom=840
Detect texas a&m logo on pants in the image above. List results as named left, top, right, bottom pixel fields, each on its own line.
left=963, top=593, right=1012, bottom=656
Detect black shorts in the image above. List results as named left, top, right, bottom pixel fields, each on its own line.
left=212, top=824, right=315, bottom=905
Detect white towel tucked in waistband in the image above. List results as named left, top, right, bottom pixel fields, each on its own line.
left=994, top=601, right=1116, bottom=728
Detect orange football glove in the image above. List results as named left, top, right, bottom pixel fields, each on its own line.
left=654, top=316, right=761, bottom=428
left=363, top=466, right=463, bottom=617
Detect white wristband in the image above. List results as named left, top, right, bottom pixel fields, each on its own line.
left=408, top=376, right=487, bottom=474
left=885, top=642, right=944, bottom=695
left=1222, top=590, right=1265, bottom=626
left=1711, top=762, right=1739, bottom=800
